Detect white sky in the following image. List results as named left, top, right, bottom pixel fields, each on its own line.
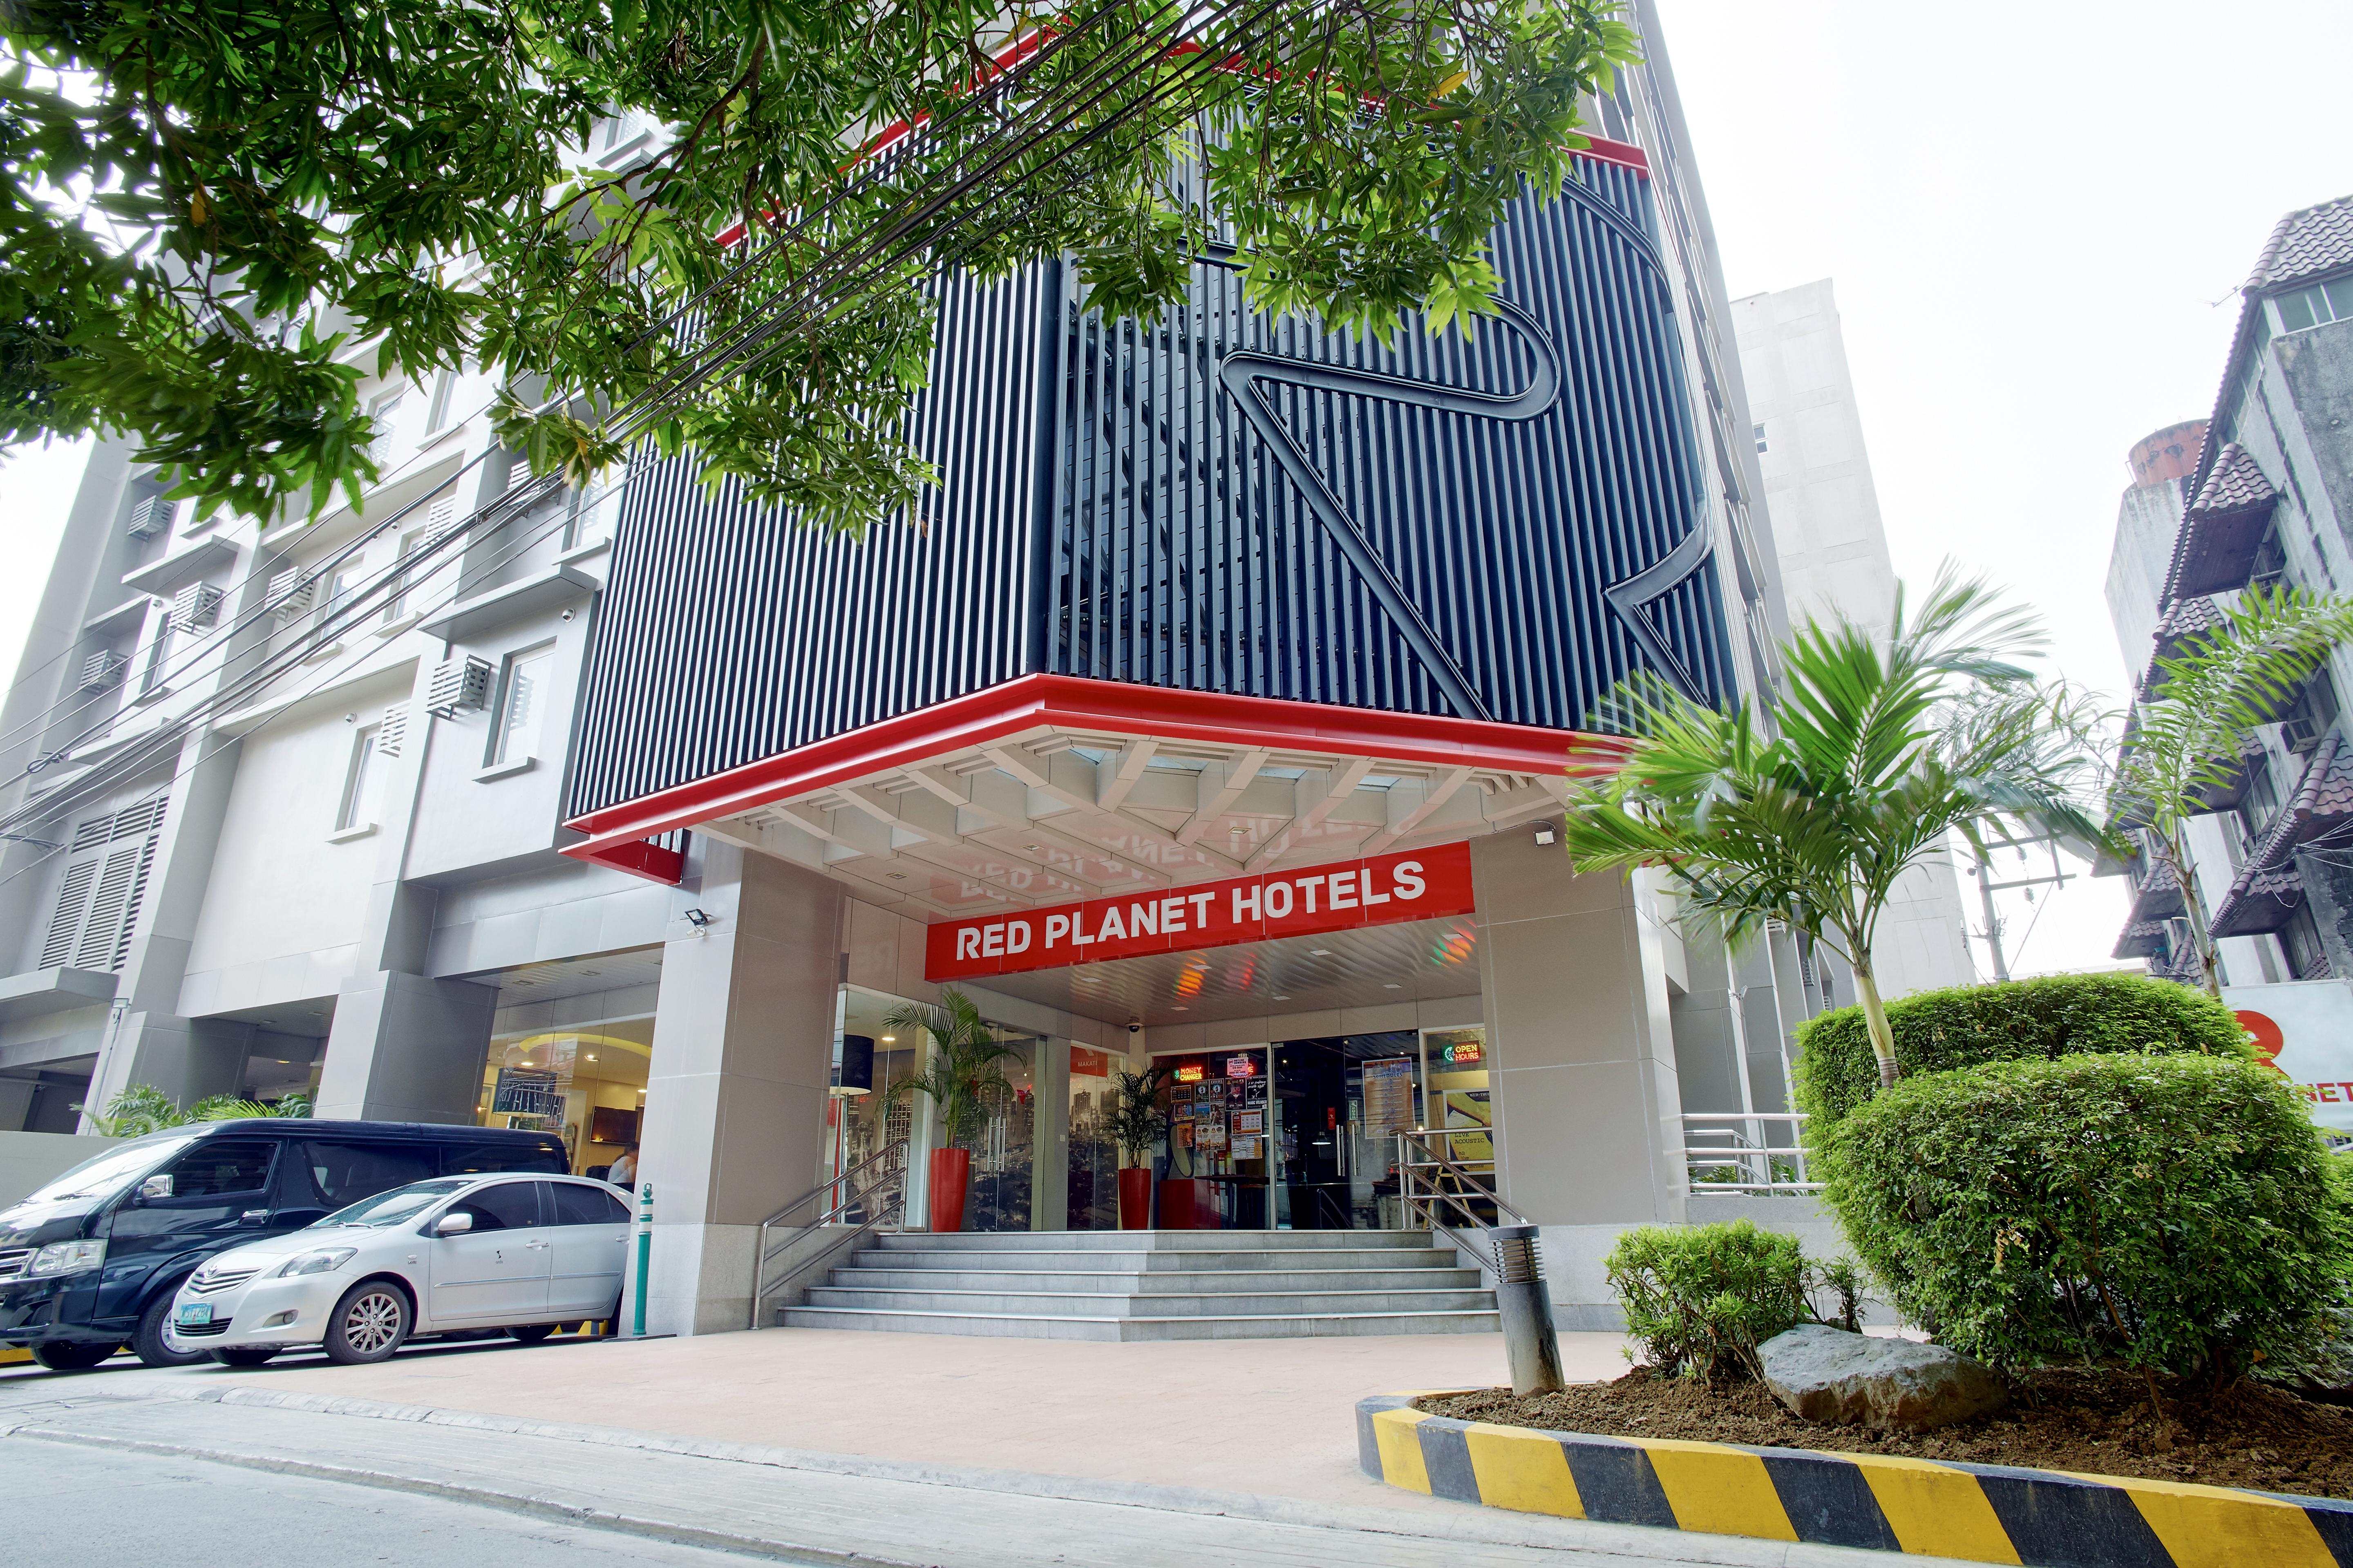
left=1655, top=0, right=2353, bottom=977
left=5, top=3, right=2349, bottom=977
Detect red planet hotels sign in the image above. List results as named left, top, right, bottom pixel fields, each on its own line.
left=924, top=843, right=1476, bottom=982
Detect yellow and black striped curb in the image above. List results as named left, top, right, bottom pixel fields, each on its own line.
left=1358, top=1394, right=2353, bottom=1567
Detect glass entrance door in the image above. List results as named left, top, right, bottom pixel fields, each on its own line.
left=1270, top=1033, right=1424, bottom=1230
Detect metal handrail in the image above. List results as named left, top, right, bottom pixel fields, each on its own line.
left=1680, top=1112, right=1820, bottom=1193
left=749, top=1137, right=908, bottom=1329
left=1393, top=1127, right=1531, bottom=1273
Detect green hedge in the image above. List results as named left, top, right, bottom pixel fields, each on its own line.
left=1819, top=1053, right=2347, bottom=1378
left=1604, top=1219, right=1859, bottom=1381
left=1794, top=971, right=2254, bottom=1127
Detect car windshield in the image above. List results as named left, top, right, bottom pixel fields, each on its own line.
left=317, top=1177, right=474, bottom=1228
left=18, top=1134, right=202, bottom=1206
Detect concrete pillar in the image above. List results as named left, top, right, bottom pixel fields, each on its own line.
left=629, top=840, right=843, bottom=1337
left=1031, top=1037, right=1069, bottom=1232
left=313, top=971, right=498, bottom=1121
left=1472, top=821, right=1686, bottom=1329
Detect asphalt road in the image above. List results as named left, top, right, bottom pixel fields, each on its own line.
left=2, top=1435, right=818, bottom=1568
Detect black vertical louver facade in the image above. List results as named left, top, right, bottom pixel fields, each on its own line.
left=568, top=158, right=1732, bottom=821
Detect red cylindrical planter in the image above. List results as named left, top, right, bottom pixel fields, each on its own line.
left=1117, top=1167, right=1153, bottom=1230
left=1156, top=1177, right=1215, bottom=1230
left=928, top=1147, right=972, bottom=1233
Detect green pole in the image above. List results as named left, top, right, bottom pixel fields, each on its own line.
left=632, top=1180, right=653, bottom=1338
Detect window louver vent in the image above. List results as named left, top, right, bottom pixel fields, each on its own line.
left=126, top=496, right=176, bottom=540
left=378, top=704, right=409, bottom=757
left=42, top=796, right=168, bottom=973
left=78, top=651, right=128, bottom=692
left=170, top=583, right=224, bottom=632
left=266, top=568, right=314, bottom=620
left=427, top=656, right=492, bottom=717
left=425, top=492, right=460, bottom=543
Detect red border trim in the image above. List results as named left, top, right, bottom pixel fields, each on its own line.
left=562, top=674, right=1614, bottom=870
left=1572, top=134, right=1649, bottom=175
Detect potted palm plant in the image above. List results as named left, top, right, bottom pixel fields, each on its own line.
left=881, top=989, right=1016, bottom=1233
left=1106, top=1065, right=1170, bottom=1230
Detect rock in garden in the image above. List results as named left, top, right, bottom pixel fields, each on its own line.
left=1758, top=1324, right=2008, bottom=1431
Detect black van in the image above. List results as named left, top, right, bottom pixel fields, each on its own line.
left=0, top=1120, right=567, bottom=1372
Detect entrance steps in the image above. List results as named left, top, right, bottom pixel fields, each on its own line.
left=776, top=1229, right=1497, bottom=1341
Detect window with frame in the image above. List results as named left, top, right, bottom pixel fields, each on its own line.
left=490, top=643, right=556, bottom=765
left=337, top=724, right=382, bottom=832
left=2275, top=276, right=2353, bottom=335
left=2237, top=748, right=2283, bottom=843
left=366, top=387, right=405, bottom=462
left=2281, top=903, right=2331, bottom=980
left=424, top=369, right=457, bottom=434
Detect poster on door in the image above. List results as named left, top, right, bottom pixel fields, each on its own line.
left=2223, top=980, right=2353, bottom=1136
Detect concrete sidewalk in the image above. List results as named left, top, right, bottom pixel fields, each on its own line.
left=0, top=1325, right=1633, bottom=1512
left=0, top=1382, right=1978, bottom=1568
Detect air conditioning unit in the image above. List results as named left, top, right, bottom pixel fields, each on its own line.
left=378, top=704, right=409, bottom=758
left=266, top=568, right=315, bottom=621
left=78, top=651, right=128, bottom=693
left=427, top=656, right=493, bottom=717
left=2282, top=715, right=2323, bottom=756
left=170, top=583, right=224, bottom=633
left=126, top=496, right=177, bottom=540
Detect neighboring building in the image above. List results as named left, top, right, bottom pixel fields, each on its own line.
left=2104, top=194, right=2353, bottom=986
left=1731, top=280, right=1975, bottom=999
left=0, top=6, right=1887, bottom=1334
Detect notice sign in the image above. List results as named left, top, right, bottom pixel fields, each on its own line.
left=2224, top=981, right=2353, bottom=1135
left=924, top=842, right=1475, bottom=981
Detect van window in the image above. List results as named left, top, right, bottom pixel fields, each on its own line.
left=440, top=1141, right=565, bottom=1177
left=161, top=1137, right=277, bottom=1197
left=19, top=1135, right=199, bottom=1206
left=302, top=1141, right=438, bottom=1207
left=549, top=1183, right=630, bottom=1226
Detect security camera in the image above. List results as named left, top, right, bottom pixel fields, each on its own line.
left=1127, top=1020, right=1143, bottom=1035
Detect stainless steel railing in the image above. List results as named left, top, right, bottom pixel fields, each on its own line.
left=748, top=1137, right=909, bottom=1329
left=1680, top=1112, right=1820, bottom=1193
left=1393, top=1127, right=1532, bottom=1274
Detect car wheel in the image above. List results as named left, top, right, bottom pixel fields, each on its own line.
left=323, top=1280, right=411, bottom=1365
left=211, top=1347, right=280, bottom=1367
left=507, top=1322, right=557, bottom=1344
left=29, top=1340, right=116, bottom=1372
left=132, top=1289, right=214, bottom=1368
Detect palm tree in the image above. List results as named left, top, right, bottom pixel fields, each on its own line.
left=2107, top=585, right=2353, bottom=997
left=1560, top=569, right=2103, bottom=1094
left=880, top=988, right=1018, bottom=1146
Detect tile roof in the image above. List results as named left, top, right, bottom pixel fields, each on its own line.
left=2111, top=918, right=2171, bottom=960
left=2210, top=863, right=2305, bottom=938
left=2140, top=595, right=2229, bottom=699
left=2205, top=736, right=2353, bottom=938
left=2186, top=443, right=2279, bottom=518
left=2249, top=195, right=2353, bottom=292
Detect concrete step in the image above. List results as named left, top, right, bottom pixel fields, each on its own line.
left=865, top=1229, right=1445, bottom=1253
left=778, top=1304, right=1501, bottom=1341
left=826, top=1265, right=1488, bottom=1293
left=847, top=1246, right=1467, bottom=1273
left=802, top=1285, right=1500, bottom=1317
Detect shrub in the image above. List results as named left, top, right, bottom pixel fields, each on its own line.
left=1819, top=1052, right=2348, bottom=1380
left=1795, top=971, right=2254, bottom=1128
left=1605, top=1219, right=1861, bottom=1381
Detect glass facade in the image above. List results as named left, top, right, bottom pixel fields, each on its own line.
left=474, top=1017, right=651, bottom=1175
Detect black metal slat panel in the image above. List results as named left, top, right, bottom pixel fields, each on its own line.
left=568, top=167, right=1734, bottom=821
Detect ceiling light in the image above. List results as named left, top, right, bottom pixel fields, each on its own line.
left=520, top=1060, right=534, bottom=1067
left=1273, top=995, right=1290, bottom=1001
left=1172, top=1007, right=1189, bottom=1012
left=1383, top=984, right=1402, bottom=990
left=881, top=1035, right=896, bottom=1042
left=1309, top=949, right=1331, bottom=957
left=887, top=872, right=907, bottom=880
left=585, top=1054, right=597, bottom=1062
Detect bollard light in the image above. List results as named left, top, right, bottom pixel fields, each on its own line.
left=1490, top=1223, right=1566, bottom=1395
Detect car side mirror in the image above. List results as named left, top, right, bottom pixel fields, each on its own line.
left=434, top=1210, right=473, bottom=1236
left=137, top=1174, right=174, bottom=1201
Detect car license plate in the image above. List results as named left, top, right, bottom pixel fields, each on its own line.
left=175, top=1302, right=213, bottom=1327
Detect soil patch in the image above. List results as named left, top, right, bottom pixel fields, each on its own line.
left=1417, top=1368, right=2353, bottom=1500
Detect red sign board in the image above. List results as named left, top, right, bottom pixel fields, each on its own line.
left=924, top=843, right=1476, bottom=981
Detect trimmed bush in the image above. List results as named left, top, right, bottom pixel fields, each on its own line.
left=1795, top=971, right=2255, bottom=1128
left=1605, top=1219, right=1860, bottom=1381
left=1820, top=1052, right=2348, bottom=1379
